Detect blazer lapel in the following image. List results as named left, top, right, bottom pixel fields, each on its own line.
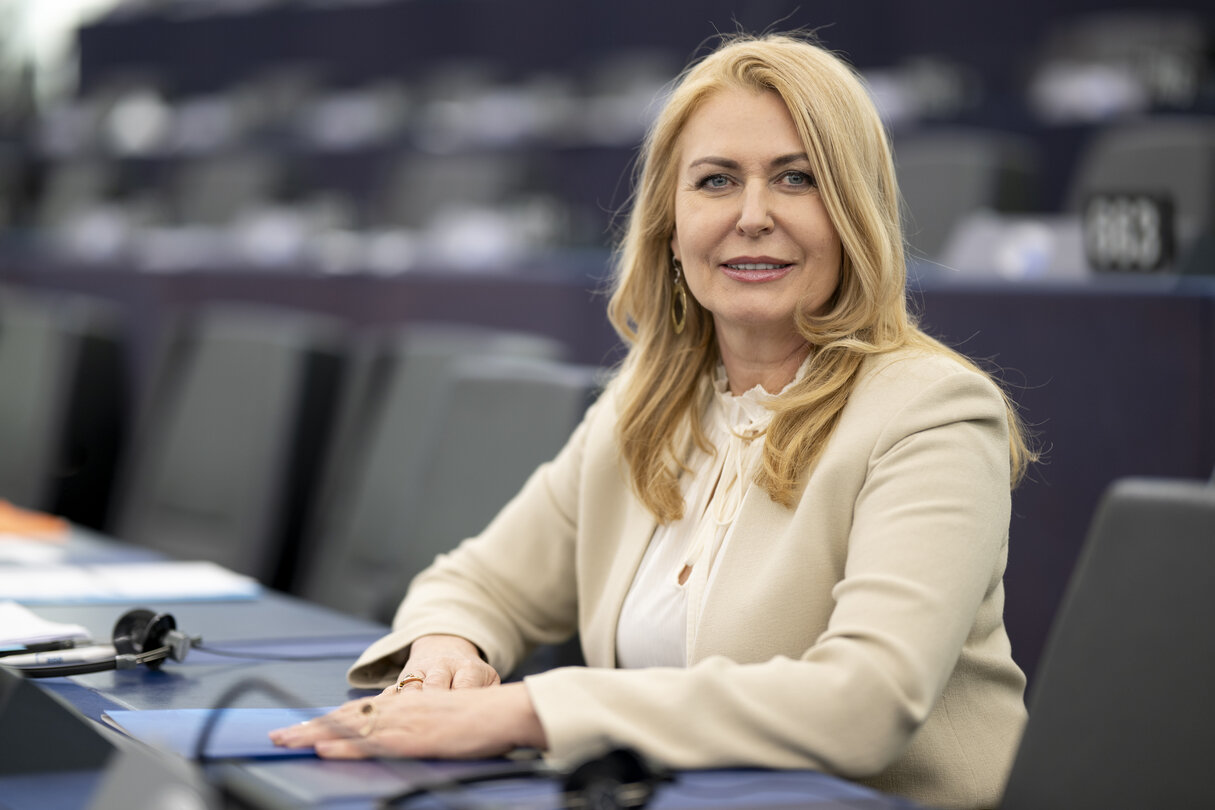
left=581, top=490, right=656, bottom=668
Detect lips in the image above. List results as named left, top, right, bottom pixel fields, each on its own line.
left=720, top=259, right=793, bottom=282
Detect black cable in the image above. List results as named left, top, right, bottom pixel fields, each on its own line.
left=377, top=761, right=551, bottom=808
left=380, top=747, right=672, bottom=810
left=190, top=677, right=505, bottom=810
left=191, top=676, right=318, bottom=762
left=0, top=659, right=113, bottom=678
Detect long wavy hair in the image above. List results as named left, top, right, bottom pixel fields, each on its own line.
left=607, top=32, right=1035, bottom=522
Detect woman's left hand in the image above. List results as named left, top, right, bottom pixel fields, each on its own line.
left=268, top=682, right=546, bottom=760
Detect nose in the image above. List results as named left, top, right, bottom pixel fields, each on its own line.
left=736, top=182, right=774, bottom=236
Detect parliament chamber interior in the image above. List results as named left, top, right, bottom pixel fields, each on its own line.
left=0, top=1, right=1212, bottom=808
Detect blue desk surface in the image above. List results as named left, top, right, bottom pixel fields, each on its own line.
left=4, top=534, right=923, bottom=809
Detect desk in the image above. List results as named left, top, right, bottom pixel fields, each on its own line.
left=1, top=533, right=921, bottom=809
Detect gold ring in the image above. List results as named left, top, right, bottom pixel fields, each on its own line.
left=396, top=674, right=424, bottom=692
left=357, top=700, right=378, bottom=737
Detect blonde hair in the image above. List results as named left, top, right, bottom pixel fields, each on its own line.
left=607, top=32, right=1035, bottom=522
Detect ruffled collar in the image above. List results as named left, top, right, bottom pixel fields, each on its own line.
left=710, top=354, right=812, bottom=435
left=698, top=355, right=812, bottom=526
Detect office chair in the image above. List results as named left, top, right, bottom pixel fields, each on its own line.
left=295, top=323, right=569, bottom=618
left=1000, top=476, right=1215, bottom=810
left=109, top=304, right=346, bottom=588
left=406, top=353, right=601, bottom=674
left=1064, top=117, right=1215, bottom=271
left=401, top=353, right=602, bottom=587
left=0, top=287, right=126, bottom=530
left=894, top=128, right=1038, bottom=261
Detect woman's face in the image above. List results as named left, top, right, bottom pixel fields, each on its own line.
left=670, top=88, right=842, bottom=347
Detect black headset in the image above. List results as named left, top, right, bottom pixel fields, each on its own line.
left=4, top=608, right=195, bottom=678
left=561, top=747, right=670, bottom=810
left=377, top=746, right=671, bottom=809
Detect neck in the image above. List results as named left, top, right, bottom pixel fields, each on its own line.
left=716, top=330, right=810, bottom=395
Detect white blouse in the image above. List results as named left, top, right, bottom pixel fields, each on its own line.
left=616, top=364, right=804, bottom=668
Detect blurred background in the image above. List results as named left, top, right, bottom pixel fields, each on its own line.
left=0, top=0, right=1212, bottom=682
left=0, top=0, right=1210, bottom=276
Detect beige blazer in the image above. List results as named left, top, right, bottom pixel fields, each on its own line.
left=349, top=348, right=1027, bottom=810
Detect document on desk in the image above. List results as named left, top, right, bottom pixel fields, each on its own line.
left=0, top=600, right=91, bottom=647
left=0, top=560, right=262, bottom=604
left=101, top=706, right=335, bottom=759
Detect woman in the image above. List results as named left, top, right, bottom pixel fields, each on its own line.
left=272, top=32, right=1035, bottom=809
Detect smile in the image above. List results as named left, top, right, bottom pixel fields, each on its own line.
left=720, top=261, right=794, bottom=282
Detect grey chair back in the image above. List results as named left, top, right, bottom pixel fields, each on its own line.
left=110, top=304, right=345, bottom=587
left=295, top=324, right=572, bottom=618
left=1001, top=476, right=1215, bottom=810
left=0, top=288, right=125, bottom=529
left=402, top=354, right=601, bottom=590
left=1065, top=117, right=1215, bottom=268
left=895, top=128, right=1038, bottom=260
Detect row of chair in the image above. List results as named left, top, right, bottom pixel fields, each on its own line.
left=0, top=287, right=602, bottom=620
left=17, top=113, right=1213, bottom=279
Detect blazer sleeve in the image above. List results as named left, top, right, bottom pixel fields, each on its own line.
left=346, top=391, right=604, bottom=688
left=524, top=364, right=1015, bottom=779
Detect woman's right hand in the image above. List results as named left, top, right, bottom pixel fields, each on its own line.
left=383, top=634, right=500, bottom=694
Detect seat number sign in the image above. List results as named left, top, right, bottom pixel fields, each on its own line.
left=1082, top=193, right=1175, bottom=272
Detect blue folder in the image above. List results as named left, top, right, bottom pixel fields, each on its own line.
left=102, top=705, right=335, bottom=759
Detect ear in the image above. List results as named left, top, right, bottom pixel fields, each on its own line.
left=669, top=229, right=681, bottom=264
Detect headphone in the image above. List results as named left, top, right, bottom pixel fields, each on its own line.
left=376, top=746, right=671, bottom=809
left=560, top=747, right=670, bottom=810
left=3, top=608, right=195, bottom=678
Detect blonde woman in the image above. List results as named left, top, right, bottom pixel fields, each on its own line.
left=272, top=32, right=1035, bottom=809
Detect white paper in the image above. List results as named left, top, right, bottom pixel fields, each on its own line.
left=89, top=561, right=262, bottom=601
left=0, top=600, right=91, bottom=646
left=0, top=560, right=261, bottom=604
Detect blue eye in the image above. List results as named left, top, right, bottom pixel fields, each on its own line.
left=782, top=171, right=815, bottom=187
left=698, top=174, right=730, bottom=189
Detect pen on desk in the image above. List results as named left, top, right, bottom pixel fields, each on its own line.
left=0, top=638, right=88, bottom=658
left=0, top=644, right=117, bottom=668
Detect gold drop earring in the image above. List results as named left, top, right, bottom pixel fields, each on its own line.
left=671, top=259, right=687, bottom=335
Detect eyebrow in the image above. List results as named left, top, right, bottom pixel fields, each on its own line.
left=686, top=153, right=810, bottom=171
